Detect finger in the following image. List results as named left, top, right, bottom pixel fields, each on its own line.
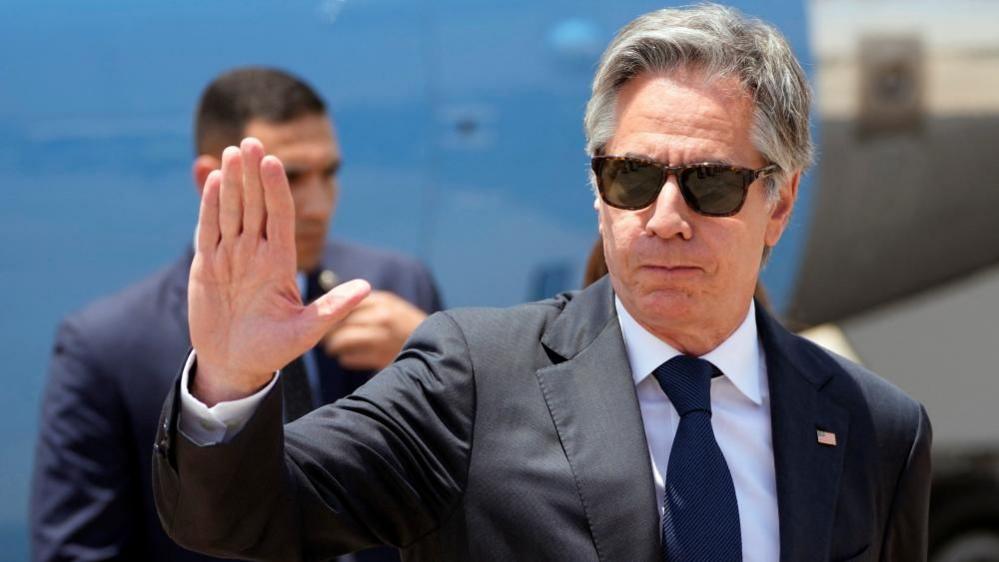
left=196, top=170, right=222, bottom=255
left=340, top=292, right=382, bottom=311
left=335, top=306, right=385, bottom=328
left=261, top=155, right=295, bottom=249
left=241, top=138, right=266, bottom=238
left=328, top=292, right=383, bottom=318
left=344, top=290, right=395, bottom=308
left=323, top=324, right=390, bottom=370
left=332, top=291, right=401, bottom=324
left=338, top=291, right=424, bottom=331
left=219, top=146, right=243, bottom=241
left=325, top=324, right=385, bottom=355
left=299, top=279, right=372, bottom=345
left=336, top=349, right=390, bottom=371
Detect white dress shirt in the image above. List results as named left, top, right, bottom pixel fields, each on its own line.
left=178, top=351, right=278, bottom=443
left=179, top=298, right=779, bottom=559
left=617, top=298, right=779, bottom=562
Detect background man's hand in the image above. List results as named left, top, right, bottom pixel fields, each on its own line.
left=323, top=291, right=428, bottom=370
left=188, top=138, right=370, bottom=406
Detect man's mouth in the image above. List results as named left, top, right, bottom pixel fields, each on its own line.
left=640, top=264, right=704, bottom=277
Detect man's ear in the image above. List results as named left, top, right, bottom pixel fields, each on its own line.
left=192, top=155, right=221, bottom=197
left=764, top=171, right=800, bottom=247
left=594, top=195, right=606, bottom=236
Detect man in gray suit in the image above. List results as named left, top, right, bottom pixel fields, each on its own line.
left=153, top=5, right=931, bottom=561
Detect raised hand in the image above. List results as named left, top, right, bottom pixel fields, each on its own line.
left=188, top=138, right=370, bottom=406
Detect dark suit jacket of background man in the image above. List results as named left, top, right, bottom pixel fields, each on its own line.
left=31, top=240, right=442, bottom=562
left=153, top=276, right=931, bottom=562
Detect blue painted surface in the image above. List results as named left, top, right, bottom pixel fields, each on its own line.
left=0, top=0, right=815, bottom=555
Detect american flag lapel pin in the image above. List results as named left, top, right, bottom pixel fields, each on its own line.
left=816, top=429, right=838, bottom=447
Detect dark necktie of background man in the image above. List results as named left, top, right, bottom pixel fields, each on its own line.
left=282, top=274, right=321, bottom=422
left=281, top=357, right=314, bottom=422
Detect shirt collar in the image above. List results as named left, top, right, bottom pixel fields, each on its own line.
left=615, top=297, right=763, bottom=405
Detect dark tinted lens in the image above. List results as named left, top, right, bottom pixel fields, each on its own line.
left=680, top=166, right=748, bottom=216
left=598, top=158, right=665, bottom=209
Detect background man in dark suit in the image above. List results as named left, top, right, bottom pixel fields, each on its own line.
left=153, top=6, right=930, bottom=561
left=30, top=67, right=440, bottom=562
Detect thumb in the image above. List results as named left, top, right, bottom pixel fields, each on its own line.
left=298, top=279, right=372, bottom=344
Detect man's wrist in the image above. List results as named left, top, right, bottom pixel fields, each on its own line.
left=191, top=358, right=274, bottom=408
left=178, top=351, right=280, bottom=446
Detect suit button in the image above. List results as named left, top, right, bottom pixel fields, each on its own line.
left=156, top=437, right=170, bottom=454
left=153, top=443, right=165, bottom=457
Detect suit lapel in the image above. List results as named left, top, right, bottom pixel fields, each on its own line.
left=758, top=308, right=849, bottom=562
left=536, top=278, right=660, bottom=562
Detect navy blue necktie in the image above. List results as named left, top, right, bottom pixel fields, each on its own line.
left=282, top=356, right=314, bottom=422
left=282, top=271, right=320, bottom=423
left=653, top=355, right=741, bottom=562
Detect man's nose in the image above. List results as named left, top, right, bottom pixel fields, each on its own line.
left=644, top=175, right=693, bottom=240
left=295, top=179, right=333, bottom=220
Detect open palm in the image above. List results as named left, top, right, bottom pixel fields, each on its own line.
left=189, top=139, right=369, bottom=405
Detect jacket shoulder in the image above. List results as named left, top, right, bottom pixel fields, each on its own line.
left=790, top=332, right=928, bottom=454
left=441, top=293, right=573, bottom=336
left=828, top=347, right=926, bottom=435
left=55, top=257, right=188, bottom=371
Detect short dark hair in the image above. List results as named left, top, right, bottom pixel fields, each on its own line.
left=194, top=67, right=327, bottom=156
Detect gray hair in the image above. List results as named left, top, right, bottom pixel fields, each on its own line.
left=584, top=3, right=814, bottom=199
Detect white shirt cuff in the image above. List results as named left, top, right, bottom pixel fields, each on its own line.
left=178, top=350, right=280, bottom=446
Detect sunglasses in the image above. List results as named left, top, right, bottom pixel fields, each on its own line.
left=591, top=155, right=779, bottom=217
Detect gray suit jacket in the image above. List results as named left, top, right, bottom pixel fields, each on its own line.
left=153, top=276, right=931, bottom=561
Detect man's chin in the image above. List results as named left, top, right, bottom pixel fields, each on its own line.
left=295, top=236, right=326, bottom=270
left=296, top=250, right=322, bottom=273
left=631, top=289, right=704, bottom=324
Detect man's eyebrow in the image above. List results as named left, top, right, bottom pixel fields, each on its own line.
left=281, top=160, right=342, bottom=182
left=619, top=151, right=733, bottom=167
left=622, top=151, right=662, bottom=163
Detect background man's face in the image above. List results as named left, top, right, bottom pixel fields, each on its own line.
left=244, top=114, right=340, bottom=272
left=598, top=68, right=795, bottom=346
